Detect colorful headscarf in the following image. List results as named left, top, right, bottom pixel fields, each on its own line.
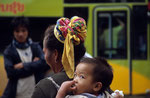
left=54, top=16, right=87, bottom=79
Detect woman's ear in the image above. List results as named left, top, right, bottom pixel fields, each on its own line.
left=93, top=82, right=102, bottom=92
left=53, top=49, right=59, bottom=63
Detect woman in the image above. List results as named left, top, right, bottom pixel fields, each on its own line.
left=32, top=16, right=87, bottom=98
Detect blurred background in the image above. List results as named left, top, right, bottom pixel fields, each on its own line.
left=0, top=0, right=150, bottom=97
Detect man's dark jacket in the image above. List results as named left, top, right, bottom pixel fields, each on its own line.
left=2, top=42, right=49, bottom=98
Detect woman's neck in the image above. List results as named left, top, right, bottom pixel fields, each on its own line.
left=53, top=63, right=64, bottom=73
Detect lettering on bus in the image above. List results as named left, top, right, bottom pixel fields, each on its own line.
left=0, top=1, right=24, bottom=14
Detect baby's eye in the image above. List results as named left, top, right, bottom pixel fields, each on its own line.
left=79, top=75, right=85, bottom=79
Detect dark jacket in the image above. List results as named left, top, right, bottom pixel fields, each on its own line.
left=2, top=42, right=49, bottom=98
left=32, top=71, right=70, bottom=98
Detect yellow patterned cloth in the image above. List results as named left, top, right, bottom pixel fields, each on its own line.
left=54, top=16, right=87, bottom=78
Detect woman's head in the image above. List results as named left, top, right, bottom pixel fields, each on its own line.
left=11, top=16, right=29, bottom=43
left=43, top=16, right=86, bottom=75
left=73, top=57, right=113, bottom=95
left=43, top=25, right=64, bottom=72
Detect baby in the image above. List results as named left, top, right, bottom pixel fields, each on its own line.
left=56, top=57, right=115, bottom=98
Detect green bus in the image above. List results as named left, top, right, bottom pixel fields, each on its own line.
left=0, top=0, right=149, bottom=96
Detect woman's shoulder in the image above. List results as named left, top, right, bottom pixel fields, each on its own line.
left=51, top=71, right=71, bottom=85
left=35, top=78, right=57, bottom=92
left=32, top=78, right=57, bottom=98
left=35, top=71, right=70, bottom=88
left=35, top=78, right=52, bottom=89
left=33, top=73, right=70, bottom=98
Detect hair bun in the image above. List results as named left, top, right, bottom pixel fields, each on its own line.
left=70, top=16, right=87, bottom=43
left=54, top=16, right=87, bottom=44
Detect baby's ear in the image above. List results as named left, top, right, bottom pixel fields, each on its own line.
left=93, top=82, right=102, bottom=92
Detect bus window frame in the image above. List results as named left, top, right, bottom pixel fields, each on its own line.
left=93, top=6, right=133, bottom=94
left=93, top=5, right=131, bottom=60
left=97, top=11, right=127, bottom=59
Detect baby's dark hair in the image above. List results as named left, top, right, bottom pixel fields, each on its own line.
left=11, top=16, right=29, bottom=31
left=80, top=57, right=113, bottom=94
left=44, top=25, right=86, bottom=65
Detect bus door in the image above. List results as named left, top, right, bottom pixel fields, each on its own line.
left=93, top=6, right=131, bottom=94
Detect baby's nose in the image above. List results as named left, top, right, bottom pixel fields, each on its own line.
left=73, top=77, right=78, bottom=82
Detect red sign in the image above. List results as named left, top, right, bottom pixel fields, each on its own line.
left=0, top=1, right=24, bottom=14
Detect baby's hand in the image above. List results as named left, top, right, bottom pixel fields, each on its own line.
left=56, top=81, right=76, bottom=98
left=59, top=81, right=76, bottom=93
left=111, top=90, right=124, bottom=98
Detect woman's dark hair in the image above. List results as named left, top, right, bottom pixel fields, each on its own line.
left=44, top=25, right=86, bottom=65
left=11, top=16, right=29, bottom=31
left=80, top=57, right=113, bottom=94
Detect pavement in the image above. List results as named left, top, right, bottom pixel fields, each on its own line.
left=125, top=94, right=150, bottom=98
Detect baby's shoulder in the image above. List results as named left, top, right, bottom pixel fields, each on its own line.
left=65, top=95, right=88, bottom=98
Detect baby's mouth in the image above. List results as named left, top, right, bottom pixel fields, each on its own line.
left=72, top=84, right=77, bottom=95
left=71, top=84, right=76, bottom=88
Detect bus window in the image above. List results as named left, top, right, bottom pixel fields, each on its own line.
left=97, top=12, right=127, bottom=59
left=132, top=6, right=147, bottom=59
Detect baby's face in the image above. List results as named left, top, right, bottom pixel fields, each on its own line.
left=73, top=63, right=96, bottom=95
